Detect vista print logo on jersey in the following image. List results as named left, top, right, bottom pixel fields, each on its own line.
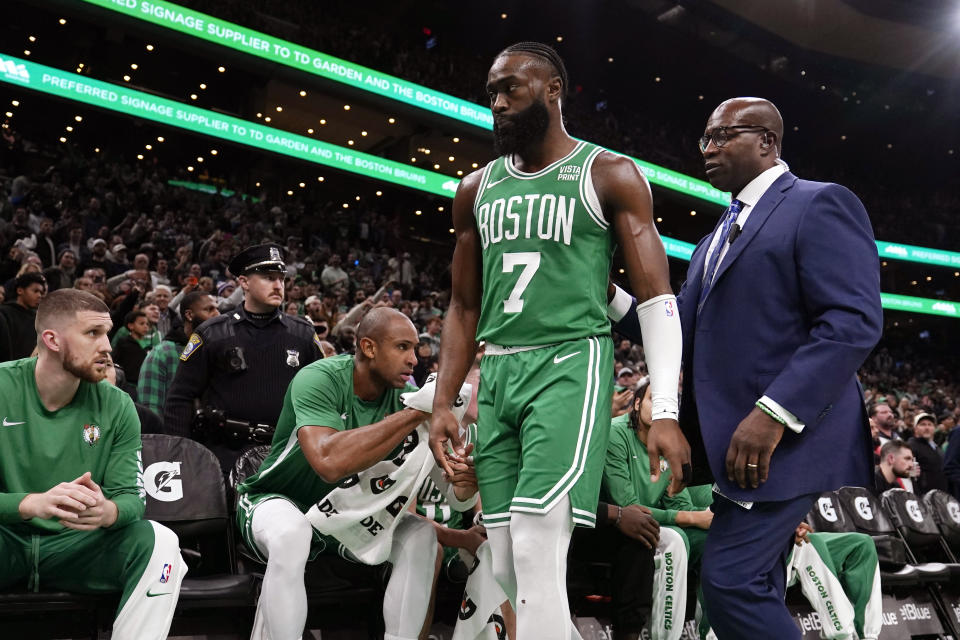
left=82, top=423, right=101, bottom=446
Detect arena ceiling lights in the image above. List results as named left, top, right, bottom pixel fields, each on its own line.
left=1, top=53, right=956, bottom=318
left=73, top=0, right=960, bottom=273
left=0, top=55, right=457, bottom=196
left=75, top=0, right=730, bottom=208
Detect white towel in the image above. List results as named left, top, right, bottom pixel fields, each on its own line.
left=306, top=423, right=436, bottom=565
left=454, top=541, right=510, bottom=640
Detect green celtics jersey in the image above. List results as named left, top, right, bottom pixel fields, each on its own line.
left=0, top=358, right=144, bottom=533
left=602, top=412, right=698, bottom=526
left=238, top=354, right=417, bottom=512
left=474, top=141, right=614, bottom=346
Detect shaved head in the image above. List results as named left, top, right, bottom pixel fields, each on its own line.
left=702, top=97, right=785, bottom=194
left=357, top=307, right=417, bottom=345
left=355, top=307, right=419, bottom=391
left=712, top=97, right=784, bottom=155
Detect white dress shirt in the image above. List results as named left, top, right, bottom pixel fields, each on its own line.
left=701, top=160, right=788, bottom=282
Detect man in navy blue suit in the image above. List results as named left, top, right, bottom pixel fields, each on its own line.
left=671, top=97, right=882, bottom=639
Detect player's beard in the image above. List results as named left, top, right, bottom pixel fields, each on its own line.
left=493, top=98, right=550, bottom=157
left=62, top=342, right=108, bottom=383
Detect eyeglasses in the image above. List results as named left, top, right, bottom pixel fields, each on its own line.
left=698, top=125, right=769, bottom=152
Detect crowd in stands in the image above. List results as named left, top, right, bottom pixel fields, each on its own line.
left=3, top=127, right=960, bottom=639
left=3, top=107, right=960, bottom=443
left=0, top=138, right=454, bottom=375
left=3, top=123, right=960, bottom=500
left=3, top=7, right=960, bottom=634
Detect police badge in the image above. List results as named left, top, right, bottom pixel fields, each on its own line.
left=82, top=423, right=101, bottom=446
left=270, top=246, right=281, bottom=261
left=286, top=349, right=300, bottom=367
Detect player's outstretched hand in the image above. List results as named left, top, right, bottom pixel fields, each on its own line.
left=794, top=521, right=813, bottom=546
left=646, top=418, right=691, bottom=496
left=18, top=478, right=99, bottom=522
left=60, top=472, right=118, bottom=530
left=429, top=406, right=464, bottom=477
left=617, top=504, right=660, bottom=549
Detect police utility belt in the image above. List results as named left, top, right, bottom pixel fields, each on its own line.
left=193, top=407, right=275, bottom=446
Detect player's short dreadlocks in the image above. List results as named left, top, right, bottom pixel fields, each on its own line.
left=497, top=42, right=569, bottom=98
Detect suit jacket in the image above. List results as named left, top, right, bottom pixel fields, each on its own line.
left=907, top=436, right=948, bottom=494
left=676, top=171, right=882, bottom=502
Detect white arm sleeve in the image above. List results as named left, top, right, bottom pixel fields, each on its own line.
left=636, top=294, right=682, bottom=421
left=607, top=284, right=634, bottom=322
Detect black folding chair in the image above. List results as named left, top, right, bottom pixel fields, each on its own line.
left=923, top=489, right=960, bottom=563
left=141, top=434, right=255, bottom=635
left=806, top=491, right=854, bottom=533
left=837, top=486, right=948, bottom=587
left=879, top=487, right=960, bottom=638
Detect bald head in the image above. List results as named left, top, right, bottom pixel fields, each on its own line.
left=357, top=307, right=417, bottom=345
left=355, top=307, right=419, bottom=390
left=712, top=97, right=784, bottom=154
left=702, top=97, right=784, bottom=194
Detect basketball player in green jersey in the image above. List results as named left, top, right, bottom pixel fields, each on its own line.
left=430, top=42, right=689, bottom=639
left=0, top=289, right=185, bottom=639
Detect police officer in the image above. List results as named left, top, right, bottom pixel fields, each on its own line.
left=163, top=243, right=322, bottom=474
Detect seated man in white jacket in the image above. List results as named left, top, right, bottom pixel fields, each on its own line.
left=235, top=307, right=475, bottom=640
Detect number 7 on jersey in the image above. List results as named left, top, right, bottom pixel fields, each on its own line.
left=502, top=252, right=541, bottom=314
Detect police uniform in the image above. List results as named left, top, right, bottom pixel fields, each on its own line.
left=162, top=244, right=322, bottom=473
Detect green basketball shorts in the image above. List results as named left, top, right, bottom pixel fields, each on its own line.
left=476, top=335, right=613, bottom=529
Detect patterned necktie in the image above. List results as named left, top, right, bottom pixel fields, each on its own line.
left=697, top=199, right=743, bottom=314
